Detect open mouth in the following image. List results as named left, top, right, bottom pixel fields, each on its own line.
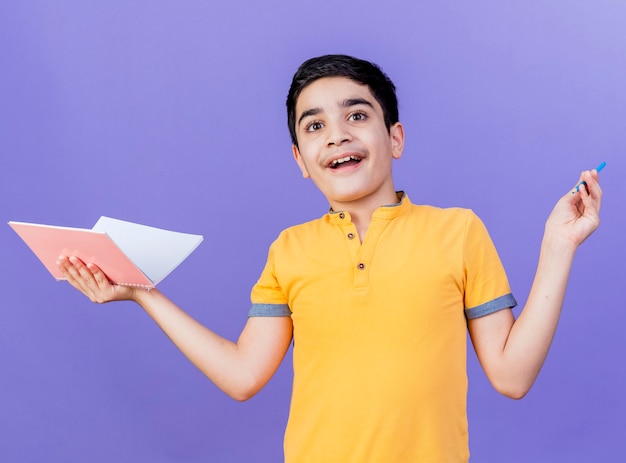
left=329, top=155, right=362, bottom=169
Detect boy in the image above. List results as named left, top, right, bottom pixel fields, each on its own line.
left=58, top=55, right=603, bottom=462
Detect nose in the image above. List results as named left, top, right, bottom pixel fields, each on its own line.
left=326, top=121, right=352, bottom=147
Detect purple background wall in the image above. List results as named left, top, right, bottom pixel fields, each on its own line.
left=1, top=1, right=624, bottom=461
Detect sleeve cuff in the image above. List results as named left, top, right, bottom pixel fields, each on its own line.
left=248, top=303, right=292, bottom=317
left=465, top=293, right=517, bottom=320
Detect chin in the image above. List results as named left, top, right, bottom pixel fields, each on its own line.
left=327, top=189, right=372, bottom=204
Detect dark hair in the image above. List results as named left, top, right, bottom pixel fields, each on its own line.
left=286, top=54, right=399, bottom=147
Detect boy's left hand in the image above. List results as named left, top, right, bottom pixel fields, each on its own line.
left=545, top=168, right=603, bottom=248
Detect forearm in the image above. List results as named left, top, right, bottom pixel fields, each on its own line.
left=499, top=234, right=577, bottom=395
left=133, top=289, right=267, bottom=401
left=58, top=256, right=292, bottom=401
left=471, top=168, right=602, bottom=398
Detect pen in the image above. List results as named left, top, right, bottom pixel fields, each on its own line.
left=572, top=161, right=606, bottom=194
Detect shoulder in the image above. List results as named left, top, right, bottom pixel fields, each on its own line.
left=270, top=216, right=331, bottom=249
left=406, top=203, right=480, bottom=227
left=280, top=215, right=329, bottom=236
left=398, top=203, right=493, bottom=250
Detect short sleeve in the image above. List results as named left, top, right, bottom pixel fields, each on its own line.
left=249, top=238, right=291, bottom=317
left=463, top=211, right=517, bottom=319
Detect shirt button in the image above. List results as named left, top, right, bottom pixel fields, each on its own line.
left=339, top=212, right=345, bottom=219
left=347, top=233, right=355, bottom=240
left=358, top=263, right=365, bottom=270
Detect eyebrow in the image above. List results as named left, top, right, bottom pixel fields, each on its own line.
left=297, top=97, right=375, bottom=127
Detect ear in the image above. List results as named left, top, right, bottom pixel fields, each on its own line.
left=389, top=122, right=405, bottom=160
left=292, top=145, right=310, bottom=178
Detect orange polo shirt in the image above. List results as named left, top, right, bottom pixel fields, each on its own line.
left=250, top=194, right=516, bottom=463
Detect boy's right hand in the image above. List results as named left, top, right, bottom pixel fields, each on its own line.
left=57, top=255, right=137, bottom=303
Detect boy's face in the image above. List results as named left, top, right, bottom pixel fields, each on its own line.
left=292, top=77, right=404, bottom=210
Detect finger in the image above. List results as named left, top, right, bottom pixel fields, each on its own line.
left=69, top=258, right=99, bottom=295
left=571, top=172, right=587, bottom=195
left=571, top=169, right=601, bottom=197
left=68, top=256, right=95, bottom=285
left=58, top=255, right=82, bottom=283
left=580, top=172, right=602, bottom=215
left=57, top=255, right=71, bottom=276
left=580, top=170, right=603, bottom=204
left=586, top=170, right=602, bottom=197
left=592, top=161, right=605, bottom=177
left=86, top=262, right=112, bottom=289
left=578, top=171, right=589, bottom=197
left=57, top=255, right=89, bottom=293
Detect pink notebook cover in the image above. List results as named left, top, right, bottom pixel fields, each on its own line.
left=9, top=222, right=153, bottom=288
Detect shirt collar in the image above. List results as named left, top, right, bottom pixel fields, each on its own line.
left=328, top=191, right=411, bottom=224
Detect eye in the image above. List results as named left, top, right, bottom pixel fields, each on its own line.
left=305, top=121, right=324, bottom=132
left=348, top=111, right=367, bottom=122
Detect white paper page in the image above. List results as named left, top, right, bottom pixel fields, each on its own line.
left=92, top=217, right=203, bottom=285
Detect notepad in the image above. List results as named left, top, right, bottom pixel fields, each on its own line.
left=9, top=217, right=204, bottom=288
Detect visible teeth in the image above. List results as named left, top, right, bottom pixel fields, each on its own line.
left=331, top=156, right=358, bottom=167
